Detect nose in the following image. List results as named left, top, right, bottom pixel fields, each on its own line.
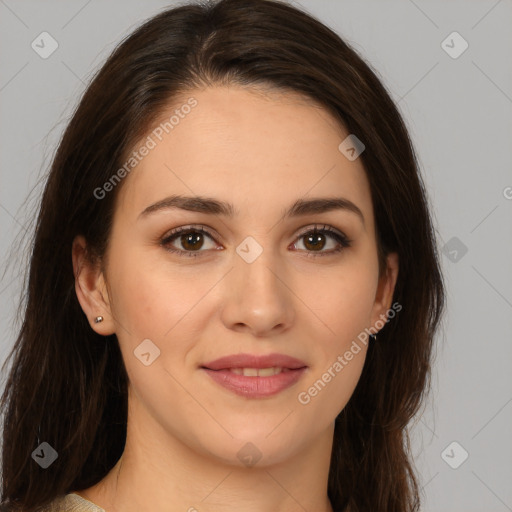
left=219, top=243, right=295, bottom=337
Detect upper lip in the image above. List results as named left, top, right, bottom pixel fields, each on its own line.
left=202, top=352, right=308, bottom=370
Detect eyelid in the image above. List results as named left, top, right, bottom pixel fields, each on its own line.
left=160, top=224, right=220, bottom=244
left=294, top=223, right=346, bottom=239
left=161, top=223, right=347, bottom=241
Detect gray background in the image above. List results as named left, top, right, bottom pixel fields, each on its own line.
left=1, top=1, right=511, bottom=511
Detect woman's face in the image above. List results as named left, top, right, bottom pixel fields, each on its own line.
left=76, top=85, right=398, bottom=467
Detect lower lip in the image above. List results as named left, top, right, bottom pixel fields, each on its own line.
left=202, top=367, right=308, bottom=398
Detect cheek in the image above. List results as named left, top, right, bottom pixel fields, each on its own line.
left=299, top=259, right=378, bottom=341
left=294, top=343, right=368, bottom=438
left=106, top=254, right=207, bottom=421
left=107, top=248, right=211, bottom=341
left=330, top=345, right=368, bottom=413
left=292, top=258, right=375, bottom=411
left=106, top=248, right=223, bottom=394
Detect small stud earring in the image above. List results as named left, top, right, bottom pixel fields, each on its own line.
left=370, top=333, right=377, bottom=342
left=94, top=316, right=104, bottom=323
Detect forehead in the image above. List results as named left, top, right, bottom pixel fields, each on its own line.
left=115, top=85, right=374, bottom=229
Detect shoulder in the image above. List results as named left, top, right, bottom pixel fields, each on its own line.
left=38, top=493, right=106, bottom=512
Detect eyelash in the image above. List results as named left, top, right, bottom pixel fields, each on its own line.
left=160, top=224, right=352, bottom=259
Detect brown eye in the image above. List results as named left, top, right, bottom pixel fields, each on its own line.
left=302, top=231, right=327, bottom=251
left=178, top=231, right=205, bottom=251
left=161, top=226, right=217, bottom=257
left=293, top=225, right=351, bottom=257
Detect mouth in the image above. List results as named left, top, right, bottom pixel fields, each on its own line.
left=201, top=352, right=307, bottom=371
left=220, top=367, right=298, bottom=376
left=200, top=353, right=308, bottom=398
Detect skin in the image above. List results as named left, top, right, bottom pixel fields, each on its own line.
left=72, top=85, right=398, bottom=512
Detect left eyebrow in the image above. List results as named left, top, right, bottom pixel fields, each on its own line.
left=138, top=194, right=365, bottom=227
left=282, top=197, right=365, bottom=227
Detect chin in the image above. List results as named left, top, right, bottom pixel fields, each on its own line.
left=198, top=429, right=304, bottom=469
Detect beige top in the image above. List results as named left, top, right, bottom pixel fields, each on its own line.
left=42, top=492, right=346, bottom=511
left=42, top=493, right=105, bottom=512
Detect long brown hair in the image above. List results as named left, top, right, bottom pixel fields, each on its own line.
left=0, top=1, right=445, bottom=510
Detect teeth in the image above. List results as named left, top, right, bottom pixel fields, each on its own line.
left=229, top=367, right=283, bottom=376
left=255, top=367, right=279, bottom=377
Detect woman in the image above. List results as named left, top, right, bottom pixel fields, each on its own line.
left=0, top=0, right=445, bottom=511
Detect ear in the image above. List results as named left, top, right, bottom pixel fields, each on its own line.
left=369, top=251, right=399, bottom=333
left=72, top=235, right=115, bottom=336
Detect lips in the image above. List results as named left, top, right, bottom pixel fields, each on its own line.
left=202, top=352, right=307, bottom=371
left=201, top=352, right=308, bottom=399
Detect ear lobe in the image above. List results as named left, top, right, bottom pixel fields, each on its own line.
left=72, top=235, right=115, bottom=335
left=370, top=252, right=399, bottom=331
